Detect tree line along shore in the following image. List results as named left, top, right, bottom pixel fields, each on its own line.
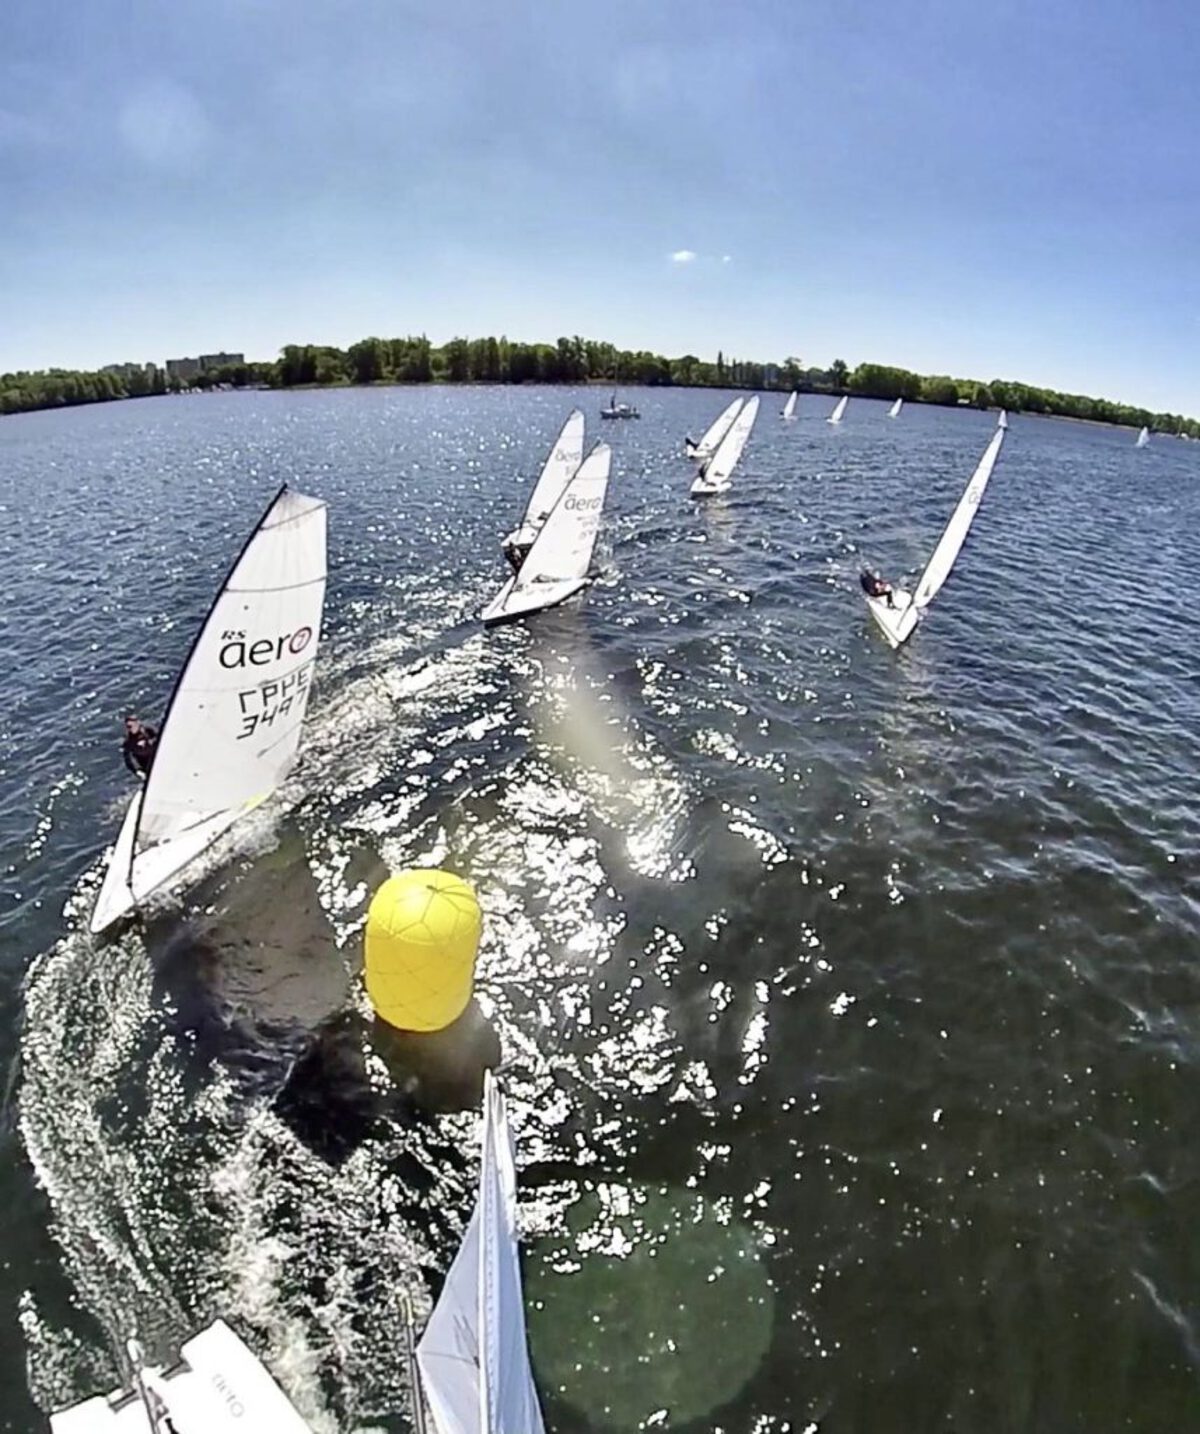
left=2, top=334, right=1193, bottom=437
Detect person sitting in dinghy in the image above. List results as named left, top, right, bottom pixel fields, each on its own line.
left=860, top=569, right=897, bottom=609
left=122, top=713, right=158, bottom=779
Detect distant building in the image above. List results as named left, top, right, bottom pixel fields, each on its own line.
left=102, top=362, right=146, bottom=382
left=166, top=356, right=203, bottom=383
left=199, top=352, right=244, bottom=372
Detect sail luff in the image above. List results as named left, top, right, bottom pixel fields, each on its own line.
left=694, top=398, right=743, bottom=459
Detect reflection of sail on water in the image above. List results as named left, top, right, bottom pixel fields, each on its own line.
left=417, top=1072, right=546, bottom=1434
left=90, top=486, right=328, bottom=933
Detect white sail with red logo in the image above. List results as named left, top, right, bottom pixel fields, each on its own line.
left=90, top=485, right=327, bottom=934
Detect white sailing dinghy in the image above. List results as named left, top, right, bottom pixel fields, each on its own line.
left=1136, top=425, right=1150, bottom=447
left=888, top=397, right=903, bottom=419
left=502, top=410, right=585, bottom=570
left=90, top=486, right=327, bottom=935
left=50, top=1319, right=312, bottom=1432
left=481, top=444, right=611, bottom=624
left=828, top=395, right=848, bottom=425
left=691, top=395, right=760, bottom=496
left=781, top=391, right=798, bottom=421
left=414, top=1071, right=546, bottom=1434
left=865, top=425, right=1005, bottom=648
left=998, top=409, right=1009, bottom=430
left=684, top=397, right=743, bottom=461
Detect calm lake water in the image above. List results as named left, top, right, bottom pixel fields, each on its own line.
left=1, top=386, right=1198, bottom=1433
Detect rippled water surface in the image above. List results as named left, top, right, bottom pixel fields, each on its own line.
left=1, top=387, right=1198, bottom=1432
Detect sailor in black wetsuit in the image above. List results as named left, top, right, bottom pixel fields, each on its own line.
left=860, top=568, right=897, bottom=609
left=122, top=714, right=158, bottom=779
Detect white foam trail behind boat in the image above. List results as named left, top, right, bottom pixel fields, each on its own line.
left=686, top=398, right=743, bottom=461
left=828, top=395, right=848, bottom=425
left=482, top=445, right=611, bottom=624
left=865, top=425, right=1006, bottom=647
left=90, top=487, right=327, bottom=934
left=416, top=1073, right=545, bottom=1434
left=691, top=397, right=760, bottom=496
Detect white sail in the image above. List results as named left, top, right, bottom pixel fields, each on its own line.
left=828, top=395, right=848, bottom=424
left=1136, top=426, right=1150, bottom=447
left=888, top=397, right=903, bottom=418
left=688, top=397, right=743, bottom=460
left=998, top=409, right=1008, bottom=430
left=482, top=445, right=611, bottom=623
left=90, top=487, right=327, bottom=934
left=521, top=410, right=584, bottom=529
left=782, top=391, right=798, bottom=420
left=417, top=1073, right=545, bottom=1434
left=691, top=395, right=759, bottom=495
left=913, top=426, right=1005, bottom=609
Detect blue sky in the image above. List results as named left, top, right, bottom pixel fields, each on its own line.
left=3, top=0, right=1198, bottom=413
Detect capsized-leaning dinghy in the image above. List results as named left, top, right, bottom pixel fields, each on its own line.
left=90, top=485, right=327, bottom=935
left=482, top=443, right=611, bottom=624
left=888, top=397, right=903, bottom=419
left=50, top=1319, right=312, bottom=1433
left=684, top=396, right=743, bottom=462
left=502, top=409, right=585, bottom=572
left=864, top=423, right=1005, bottom=649
left=413, top=1071, right=546, bottom=1434
left=828, top=394, right=848, bottom=425
left=691, top=395, right=759, bottom=496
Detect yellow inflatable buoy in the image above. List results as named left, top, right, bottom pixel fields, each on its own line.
left=364, top=868, right=482, bottom=1032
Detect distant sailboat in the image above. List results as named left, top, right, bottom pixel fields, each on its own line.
left=600, top=391, right=639, bottom=419
left=691, top=396, right=760, bottom=496
left=998, top=409, right=1009, bottom=430
left=90, top=487, right=327, bottom=935
left=888, top=397, right=903, bottom=419
left=482, top=443, right=611, bottom=624
left=502, top=410, right=585, bottom=571
left=685, top=397, right=743, bottom=462
left=415, top=1072, right=546, bottom=1434
left=781, top=391, right=798, bottom=421
left=1136, top=426, right=1150, bottom=447
left=864, top=425, right=1005, bottom=648
left=828, top=395, right=848, bottom=425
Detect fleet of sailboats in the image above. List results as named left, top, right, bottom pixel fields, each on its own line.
left=691, top=396, right=760, bottom=496
left=863, top=417, right=1006, bottom=648
left=482, top=442, right=612, bottom=624
left=89, top=486, right=327, bottom=935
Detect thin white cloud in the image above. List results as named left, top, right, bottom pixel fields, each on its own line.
left=721, top=254, right=733, bottom=264
left=670, top=249, right=697, bottom=264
